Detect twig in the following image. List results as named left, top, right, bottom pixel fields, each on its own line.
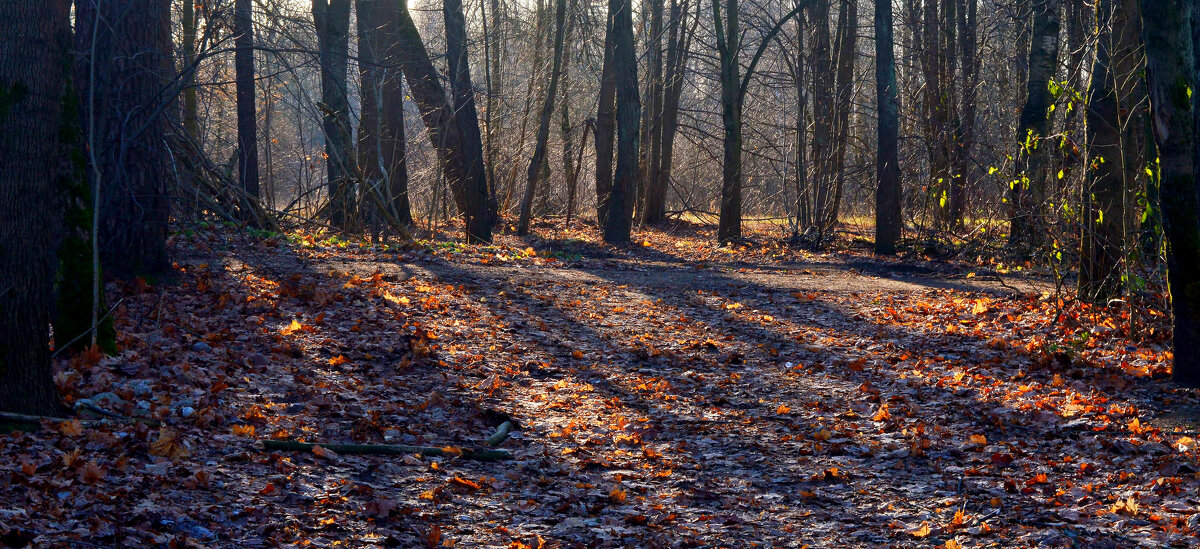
left=260, top=440, right=511, bottom=461
left=0, top=410, right=157, bottom=428
left=74, top=402, right=161, bottom=427
left=261, top=420, right=517, bottom=461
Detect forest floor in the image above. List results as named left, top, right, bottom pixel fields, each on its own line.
left=3, top=220, right=1200, bottom=548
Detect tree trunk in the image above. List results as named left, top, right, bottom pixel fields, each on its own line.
left=444, top=0, right=497, bottom=239
left=1008, top=0, right=1060, bottom=253
left=518, top=0, right=569, bottom=235
left=826, top=0, right=858, bottom=231
left=394, top=1, right=497, bottom=242
left=595, top=6, right=618, bottom=227
left=715, top=0, right=743, bottom=243
left=235, top=0, right=260, bottom=217
left=1141, top=0, right=1200, bottom=386
left=951, top=0, right=977, bottom=227
left=808, top=0, right=834, bottom=231
left=356, top=0, right=412, bottom=228
left=874, top=0, right=902, bottom=255
left=313, top=0, right=355, bottom=230
left=0, top=0, right=71, bottom=415
left=181, top=0, right=199, bottom=143
left=483, top=0, right=502, bottom=201
left=605, top=0, right=641, bottom=243
left=75, top=0, right=172, bottom=277
left=641, top=0, right=668, bottom=224
left=793, top=7, right=809, bottom=230
left=560, top=4, right=578, bottom=226
left=1080, top=0, right=1141, bottom=302
left=656, top=0, right=695, bottom=226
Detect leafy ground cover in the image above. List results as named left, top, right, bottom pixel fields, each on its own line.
left=2, top=221, right=1197, bottom=548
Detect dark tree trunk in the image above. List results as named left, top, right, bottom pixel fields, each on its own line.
left=1008, top=0, right=1060, bottom=253
left=182, top=0, right=199, bottom=143
left=827, top=0, right=858, bottom=231
left=235, top=0, right=260, bottom=215
left=313, top=0, right=355, bottom=230
left=0, top=0, right=71, bottom=415
left=951, top=0, right=977, bottom=228
left=874, top=0, right=902, bottom=255
left=793, top=7, right=809, bottom=230
left=641, top=0, right=668, bottom=224
left=605, top=0, right=641, bottom=243
left=715, top=0, right=743, bottom=243
left=808, top=0, right=834, bottom=231
left=656, top=0, right=695, bottom=225
left=394, top=1, right=497, bottom=242
left=1141, top=0, right=1200, bottom=386
left=75, top=0, right=172, bottom=277
left=444, top=0, right=497, bottom=239
left=595, top=6, right=618, bottom=227
left=1080, top=0, right=1142, bottom=302
left=356, top=0, right=412, bottom=228
left=518, top=0, right=568, bottom=235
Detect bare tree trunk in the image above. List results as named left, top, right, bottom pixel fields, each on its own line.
left=518, top=0, right=569, bottom=235
left=356, top=0, right=412, bottom=228
left=235, top=0, right=260, bottom=218
left=1141, top=0, right=1200, bottom=386
left=793, top=7, right=810, bottom=230
left=444, top=0, right=497, bottom=237
left=0, top=0, right=71, bottom=415
left=75, top=0, right=172, bottom=277
left=951, top=0, right=977, bottom=227
left=560, top=4, right=577, bottom=226
left=808, top=0, right=834, bottom=231
left=874, top=0, right=902, bottom=255
left=595, top=6, right=618, bottom=227
left=313, top=0, right=355, bottom=230
left=1008, top=0, right=1060, bottom=253
left=1080, top=0, right=1142, bottom=302
left=715, top=0, right=743, bottom=243
left=606, top=0, right=641, bottom=243
left=826, top=0, right=858, bottom=231
left=483, top=0, right=502, bottom=200
left=657, top=0, right=695, bottom=223
left=395, top=1, right=497, bottom=242
left=182, top=0, right=199, bottom=143
left=641, top=0, right=668, bottom=224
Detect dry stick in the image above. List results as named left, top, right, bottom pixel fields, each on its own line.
left=261, top=420, right=515, bottom=462
left=0, top=410, right=160, bottom=428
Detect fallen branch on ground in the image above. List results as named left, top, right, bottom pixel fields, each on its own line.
left=0, top=409, right=160, bottom=428
left=261, top=420, right=515, bottom=461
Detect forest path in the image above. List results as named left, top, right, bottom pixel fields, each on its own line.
left=210, top=239, right=1193, bottom=547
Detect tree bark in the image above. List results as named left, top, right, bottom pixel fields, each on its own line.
left=394, top=1, right=497, bottom=242
left=235, top=0, right=261, bottom=218
left=874, top=0, right=902, bottom=255
left=951, top=0, right=977, bottom=227
left=808, top=0, right=834, bottom=232
left=356, top=0, right=412, bottom=228
left=313, top=0, right=355, bottom=230
left=518, top=0, right=569, bottom=235
left=827, top=0, right=858, bottom=231
left=657, top=0, right=694, bottom=224
left=641, top=0, right=668, bottom=224
left=715, top=0, right=743, bottom=243
left=1141, top=0, right=1200, bottom=386
left=444, top=0, right=497, bottom=240
left=1080, top=0, right=1142, bottom=302
left=1008, top=0, right=1060, bottom=253
left=75, top=0, right=172, bottom=277
left=595, top=5, right=619, bottom=227
left=605, top=0, right=641, bottom=243
left=0, top=0, right=71, bottom=415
